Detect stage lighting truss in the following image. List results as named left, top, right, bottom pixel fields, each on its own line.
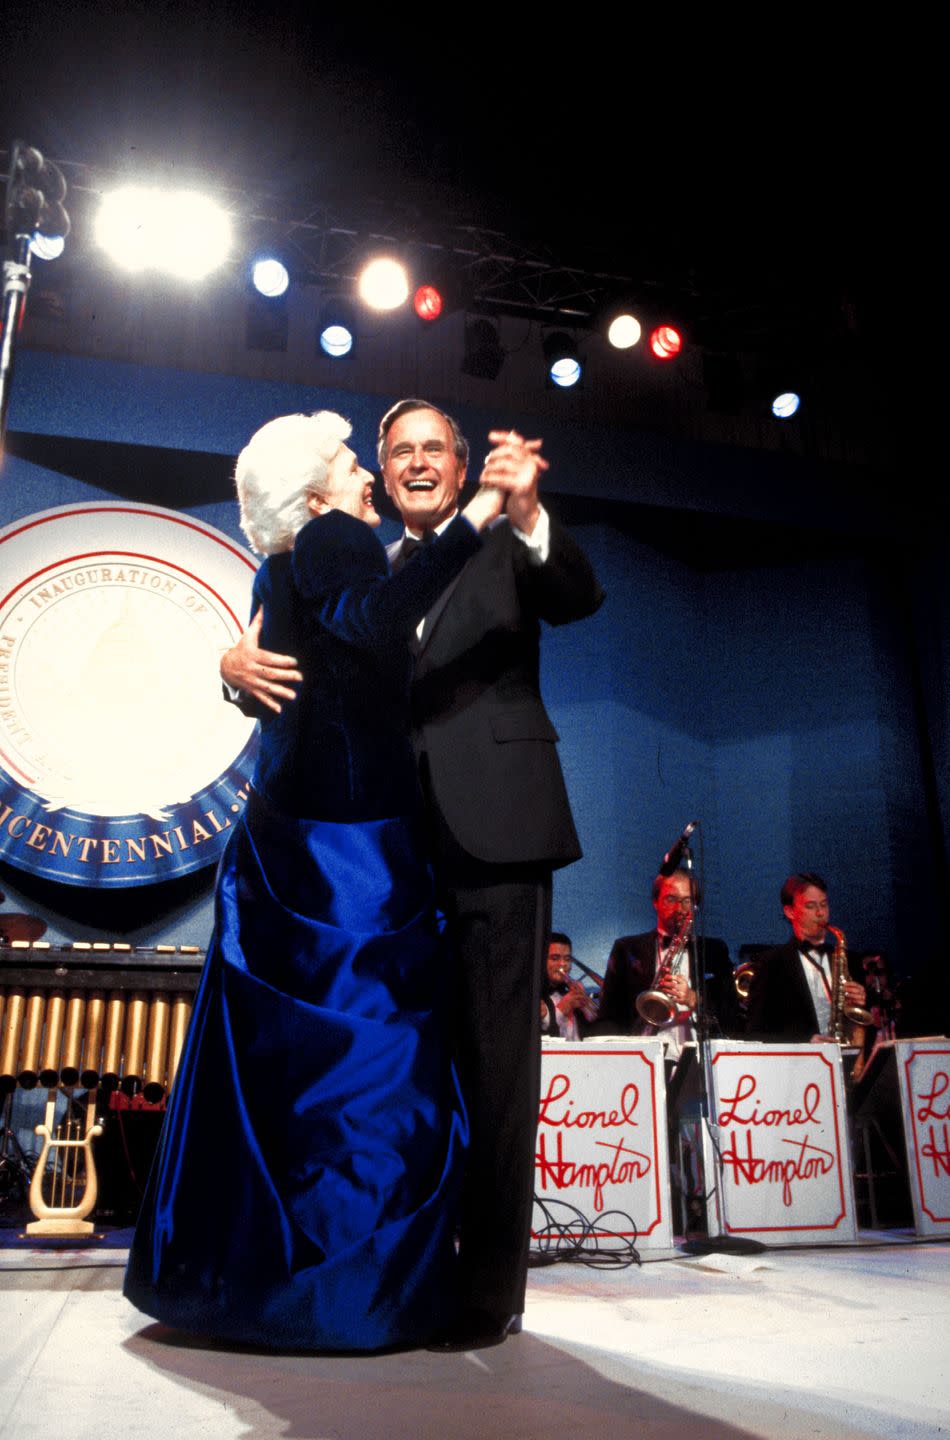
left=3, top=155, right=708, bottom=392
left=220, top=194, right=625, bottom=331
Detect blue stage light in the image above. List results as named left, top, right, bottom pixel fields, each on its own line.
left=772, top=391, right=801, bottom=418
left=550, top=356, right=582, bottom=388
left=317, top=298, right=356, bottom=358
left=30, top=232, right=65, bottom=260
left=320, top=322, right=353, bottom=358
left=543, top=332, right=583, bottom=389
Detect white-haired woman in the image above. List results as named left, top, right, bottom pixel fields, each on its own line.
left=125, top=411, right=522, bottom=1351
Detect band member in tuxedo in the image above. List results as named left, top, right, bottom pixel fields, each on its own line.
left=595, top=869, right=738, bottom=1055
left=746, top=872, right=867, bottom=1042
left=220, top=399, right=603, bottom=1349
left=540, top=931, right=597, bottom=1040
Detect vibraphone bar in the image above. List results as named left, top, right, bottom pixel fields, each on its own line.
left=0, top=941, right=204, bottom=1102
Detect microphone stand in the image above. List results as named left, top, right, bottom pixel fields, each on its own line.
left=0, top=231, right=32, bottom=455
left=674, top=840, right=764, bottom=1256
left=2, top=142, right=70, bottom=458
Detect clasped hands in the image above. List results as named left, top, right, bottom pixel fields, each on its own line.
left=478, top=429, right=547, bottom=536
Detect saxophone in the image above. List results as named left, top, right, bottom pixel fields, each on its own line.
left=636, top=914, right=693, bottom=1028
left=827, top=925, right=873, bottom=1046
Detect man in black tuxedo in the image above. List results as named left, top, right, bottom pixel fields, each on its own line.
left=746, top=872, right=867, bottom=1042
left=540, top=931, right=598, bottom=1040
left=221, top=399, right=603, bottom=1347
left=596, top=869, right=739, bottom=1052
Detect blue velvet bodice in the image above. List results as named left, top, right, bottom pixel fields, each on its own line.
left=250, top=509, right=480, bottom=821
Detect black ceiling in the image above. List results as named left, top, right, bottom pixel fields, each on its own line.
left=1, top=5, right=913, bottom=434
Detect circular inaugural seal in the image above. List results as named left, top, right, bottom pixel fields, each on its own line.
left=0, top=502, right=259, bottom=887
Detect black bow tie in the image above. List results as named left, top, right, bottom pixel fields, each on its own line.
left=802, top=940, right=832, bottom=958
left=391, top=533, right=432, bottom=574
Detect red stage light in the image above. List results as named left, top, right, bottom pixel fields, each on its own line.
left=413, top=284, right=443, bottom=321
left=650, top=325, right=682, bottom=360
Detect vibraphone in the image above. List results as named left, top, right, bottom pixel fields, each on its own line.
left=0, top=940, right=204, bottom=1234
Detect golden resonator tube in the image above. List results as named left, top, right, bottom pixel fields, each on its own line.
left=0, top=985, right=194, bottom=1098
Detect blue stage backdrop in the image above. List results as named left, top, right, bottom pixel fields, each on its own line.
left=1, top=349, right=945, bottom=987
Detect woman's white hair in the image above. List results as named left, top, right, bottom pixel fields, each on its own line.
left=236, top=411, right=353, bottom=554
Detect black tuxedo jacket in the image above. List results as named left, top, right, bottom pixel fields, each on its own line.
left=594, top=930, right=739, bottom=1038
left=746, top=937, right=859, bottom=1042
left=388, top=513, right=603, bottom=867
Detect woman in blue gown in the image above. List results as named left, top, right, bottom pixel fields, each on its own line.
left=124, top=411, right=510, bottom=1350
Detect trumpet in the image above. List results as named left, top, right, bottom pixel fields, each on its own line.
left=636, top=915, right=693, bottom=1029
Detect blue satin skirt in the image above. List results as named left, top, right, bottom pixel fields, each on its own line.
left=124, top=792, right=467, bottom=1350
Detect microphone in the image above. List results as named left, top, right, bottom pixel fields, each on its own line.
left=659, top=820, right=699, bottom=877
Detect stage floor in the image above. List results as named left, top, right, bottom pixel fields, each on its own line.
left=0, top=1237, right=946, bottom=1439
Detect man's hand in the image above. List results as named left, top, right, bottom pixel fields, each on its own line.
left=557, top=979, right=590, bottom=1016
left=557, top=978, right=599, bottom=1024
left=843, top=980, right=867, bottom=1009
left=483, top=429, right=548, bottom=537
left=220, top=608, right=302, bottom=715
left=659, top=973, right=697, bottom=1010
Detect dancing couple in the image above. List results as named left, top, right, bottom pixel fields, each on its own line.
left=124, top=399, right=602, bottom=1350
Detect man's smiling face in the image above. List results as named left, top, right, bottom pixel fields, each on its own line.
left=381, top=407, right=467, bottom=533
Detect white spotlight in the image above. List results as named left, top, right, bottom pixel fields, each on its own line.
left=30, top=232, right=66, bottom=261
left=550, top=356, right=582, bottom=389
left=608, top=313, right=642, bottom=349
left=95, top=187, right=231, bottom=280
left=772, top=391, right=801, bottom=419
left=358, top=256, right=409, bottom=311
left=320, top=323, right=354, bottom=358
left=252, top=258, right=290, bottom=297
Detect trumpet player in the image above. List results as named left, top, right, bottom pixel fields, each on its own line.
left=540, top=932, right=598, bottom=1040
left=746, top=872, right=868, bottom=1042
left=594, top=870, right=738, bottom=1057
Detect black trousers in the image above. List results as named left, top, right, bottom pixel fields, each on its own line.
left=425, top=777, right=551, bottom=1316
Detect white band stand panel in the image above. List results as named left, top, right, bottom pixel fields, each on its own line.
left=704, top=1040, right=858, bottom=1246
left=534, top=1039, right=673, bottom=1256
left=895, top=1038, right=950, bottom=1238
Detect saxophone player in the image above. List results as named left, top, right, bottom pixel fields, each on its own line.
left=594, top=869, right=739, bottom=1057
left=746, top=872, right=868, bottom=1042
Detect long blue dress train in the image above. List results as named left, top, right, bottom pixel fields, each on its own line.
left=124, top=509, right=483, bottom=1349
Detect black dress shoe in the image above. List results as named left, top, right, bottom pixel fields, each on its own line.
left=427, top=1310, right=523, bottom=1352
